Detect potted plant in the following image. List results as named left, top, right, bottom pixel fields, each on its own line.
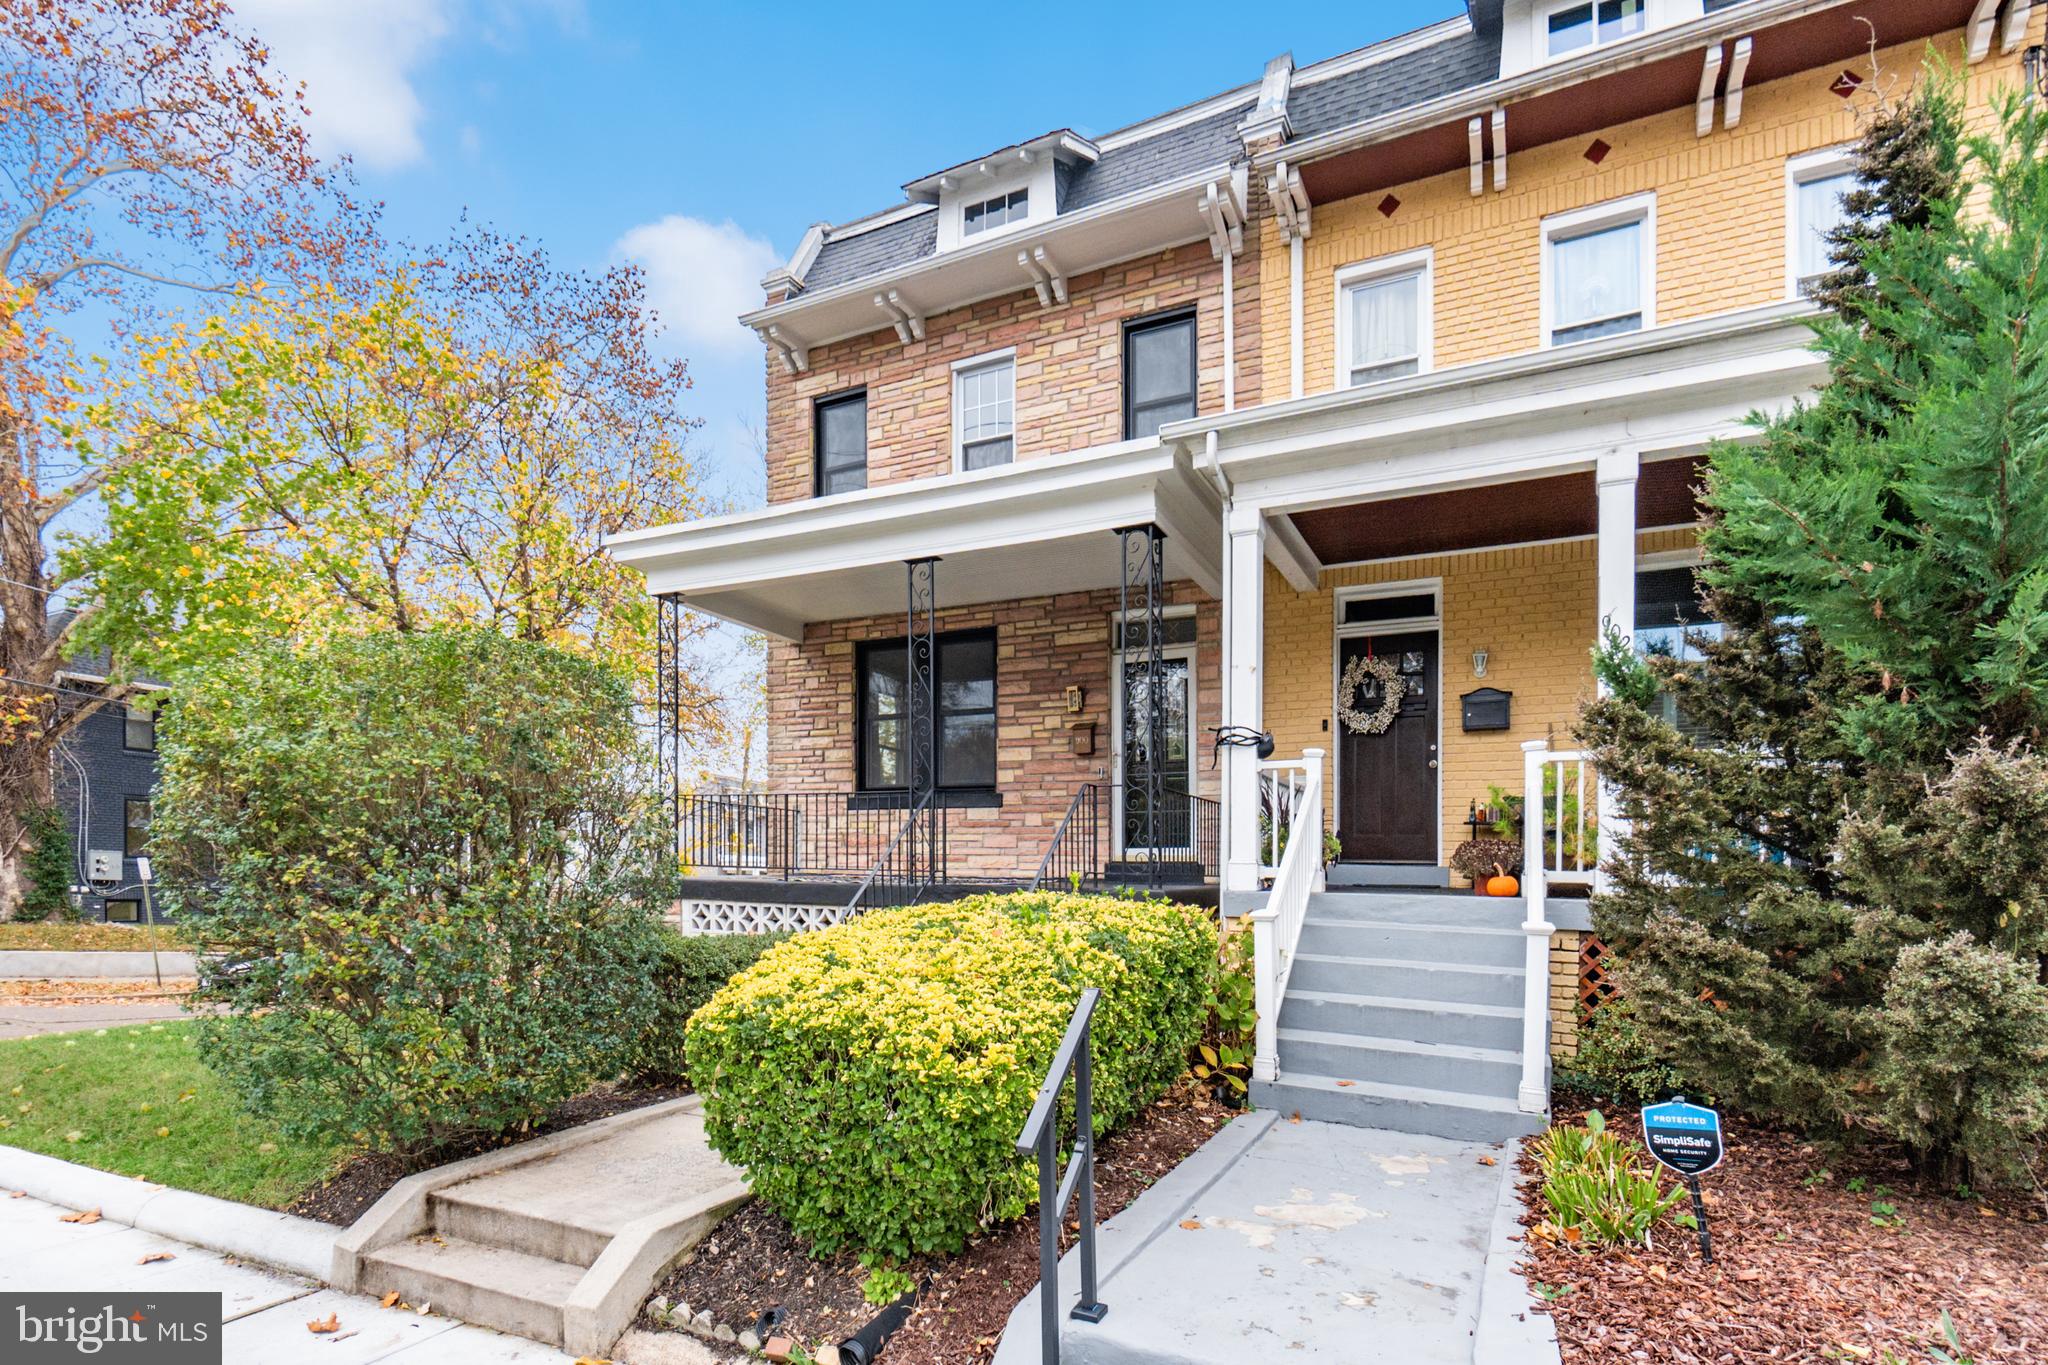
left=1451, top=836, right=1523, bottom=893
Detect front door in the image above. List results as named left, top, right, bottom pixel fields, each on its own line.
left=1115, top=651, right=1194, bottom=853
left=1337, top=630, right=1438, bottom=862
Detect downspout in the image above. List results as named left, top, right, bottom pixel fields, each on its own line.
left=1201, top=430, right=1236, bottom=885
left=1289, top=234, right=1304, bottom=400
left=1222, top=247, right=1236, bottom=412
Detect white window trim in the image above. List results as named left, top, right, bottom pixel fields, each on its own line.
left=1784, top=145, right=1857, bottom=302
left=1540, top=191, right=1657, bottom=349
left=951, top=346, right=1018, bottom=473
left=1333, top=246, right=1435, bottom=391
left=1538, top=0, right=1647, bottom=61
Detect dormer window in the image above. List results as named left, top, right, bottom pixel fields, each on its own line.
left=963, top=189, right=1029, bottom=239
left=1545, top=0, right=1644, bottom=58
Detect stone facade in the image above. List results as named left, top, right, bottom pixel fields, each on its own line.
left=764, top=236, right=1264, bottom=506
left=764, top=583, right=1220, bottom=879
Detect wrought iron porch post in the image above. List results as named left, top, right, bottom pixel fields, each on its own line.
left=905, top=558, right=941, bottom=888
left=1117, top=525, right=1167, bottom=889
left=656, top=592, right=684, bottom=854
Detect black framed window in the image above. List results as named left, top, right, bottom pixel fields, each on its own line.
left=815, top=389, right=868, bottom=496
left=1123, top=310, right=1198, bottom=439
left=857, top=630, right=997, bottom=791
left=123, top=797, right=150, bottom=858
left=123, top=703, right=155, bottom=752
left=105, top=898, right=140, bottom=924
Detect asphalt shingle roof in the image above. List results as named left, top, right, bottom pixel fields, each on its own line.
left=1287, top=27, right=1503, bottom=140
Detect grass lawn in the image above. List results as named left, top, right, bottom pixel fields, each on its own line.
left=0, top=1020, right=350, bottom=1209
left=0, top=923, right=187, bottom=951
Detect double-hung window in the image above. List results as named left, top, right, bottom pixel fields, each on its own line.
left=123, top=797, right=151, bottom=858
left=1544, top=195, right=1654, bottom=347
left=857, top=630, right=997, bottom=792
left=1545, top=0, right=1645, bottom=58
left=123, top=702, right=155, bottom=752
left=814, top=389, right=868, bottom=496
left=1788, top=149, right=1857, bottom=298
left=1336, top=250, right=1431, bottom=387
left=963, top=189, right=1028, bottom=238
left=1123, top=310, right=1197, bottom=439
left=954, top=352, right=1015, bottom=470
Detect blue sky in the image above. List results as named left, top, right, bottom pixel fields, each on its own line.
left=229, top=0, right=1455, bottom=505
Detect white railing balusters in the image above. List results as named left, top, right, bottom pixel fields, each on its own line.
left=1517, top=739, right=1600, bottom=1115
left=1249, top=748, right=1324, bottom=1083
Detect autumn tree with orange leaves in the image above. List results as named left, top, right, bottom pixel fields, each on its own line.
left=0, top=0, right=367, bottom=909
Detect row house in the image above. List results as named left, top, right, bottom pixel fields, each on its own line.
left=614, top=0, right=2042, bottom=1139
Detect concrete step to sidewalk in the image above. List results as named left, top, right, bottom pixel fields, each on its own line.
left=1277, top=988, right=1524, bottom=1051
left=362, top=1235, right=583, bottom=1347
left=430, top=1187, right=611, bottom=1269
left=1250, top=1070, right=1546, bottom=1144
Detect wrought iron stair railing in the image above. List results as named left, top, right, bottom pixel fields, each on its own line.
left=846, top=792, right=945, bottom=917
left=1029, top=783, right=1220, bottom=891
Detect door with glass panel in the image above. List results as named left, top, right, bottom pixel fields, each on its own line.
left=1113, top=625, right=1197, bottom=856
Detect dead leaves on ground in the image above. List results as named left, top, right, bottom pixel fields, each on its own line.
left=306, top=1313, right=340, bottom=1334
left=138, top=1252, right=174, bottom=1265
left=380, top=1291, right=400, bottom=1309
left=58, top=1207, right=99, bottom=1224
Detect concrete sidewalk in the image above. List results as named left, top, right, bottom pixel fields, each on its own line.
left=0, top=999, right=190, bottom=1038
left=996, top=1111, right=1559, bottom=1365
left=0, top=1190, right=579, bottom=1363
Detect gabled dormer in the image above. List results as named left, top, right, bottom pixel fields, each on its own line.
left=902, top=131, right=1103, bottom=254
left=1495, top=0, right=1708, bottom=78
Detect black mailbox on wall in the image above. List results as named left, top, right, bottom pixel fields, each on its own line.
left=1460, top=687, right=1512, bottom=732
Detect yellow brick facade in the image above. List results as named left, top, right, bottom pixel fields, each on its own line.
left=1259, top=23, right=2029, bottom=397
left=1262, top=528, right=1695, bottom=873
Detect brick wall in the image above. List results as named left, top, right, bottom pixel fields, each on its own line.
left=1260, top=22, right=2025, bottom=398
left=1551, top=928, right=1583, bottom=1060
left=764, top=582, right=1220, bottom=878
left=764, top=237, right=1263, bottom=506
left=1260, top=527, right=1695, bottom=870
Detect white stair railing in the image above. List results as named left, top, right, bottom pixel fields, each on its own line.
left=1254, top=758, right=1311, bottom=878
left=1249, top=749, right=1324, bottom=1083
left=1518, top=739, right=1598, bottom=1114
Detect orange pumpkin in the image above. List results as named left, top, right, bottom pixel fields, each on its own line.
left=1485, top=868, right=1520, bottom=897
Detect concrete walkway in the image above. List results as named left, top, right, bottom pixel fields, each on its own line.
left=0, top=1190, right=577, bottom=1363
left=996, top=1110, right=1559, bottom=1365
left=0, top=999, right=190, bottom=1038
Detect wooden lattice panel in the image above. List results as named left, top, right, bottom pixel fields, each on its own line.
left=1578, top=933, right=1620, bottom=1018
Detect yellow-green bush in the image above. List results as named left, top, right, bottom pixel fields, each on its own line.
left=684, top=891, right=1215, bottom=1261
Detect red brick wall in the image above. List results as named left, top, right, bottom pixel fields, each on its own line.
left=764, top=238, right=1264, bottom=506
left=765, top=582, right=1220, bottom=877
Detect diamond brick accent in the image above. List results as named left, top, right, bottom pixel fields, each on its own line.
left=1584, top=138, right=1611, bottom=164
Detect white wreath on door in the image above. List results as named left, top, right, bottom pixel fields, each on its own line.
left=1338, top=654, right=1406, bottom=736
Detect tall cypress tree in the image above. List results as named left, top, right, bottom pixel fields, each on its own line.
left=1582, top=75, right=2048, bottom=1182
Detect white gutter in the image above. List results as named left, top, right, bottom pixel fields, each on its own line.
left=1257, top=0, right=1918, bottom=173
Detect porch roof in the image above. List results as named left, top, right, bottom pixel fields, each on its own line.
left=1166, top=301, right=1828, bottom=525
left=606, top=440, right=1224, bottom=640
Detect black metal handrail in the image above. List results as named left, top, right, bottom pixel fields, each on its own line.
left=1017, top=987, right=1106, bottom=1363
left=1030, top=784, right=1221, bottom=890
left=679, top=790, right=913, bottom=879
left=846, top=792, right=945, bottom=916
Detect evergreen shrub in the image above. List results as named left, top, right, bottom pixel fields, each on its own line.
left=684, top=890, right=1215, bottom=1261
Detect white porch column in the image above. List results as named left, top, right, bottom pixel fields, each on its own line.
left=1594, top=448, right=1639, bottom=894
left=1223, top=505, right=1267, bottom=893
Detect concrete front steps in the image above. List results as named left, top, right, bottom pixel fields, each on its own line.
left=1250, top=889, right=1548, bottom=1143
left=337, top=1098, right=750, bottom=1358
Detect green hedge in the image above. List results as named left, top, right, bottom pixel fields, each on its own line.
left=626, top=930, right=790, bottom=1085
left=685, top=891, right=1215, bottom=1261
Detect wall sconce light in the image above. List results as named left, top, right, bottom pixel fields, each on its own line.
left=2028, top=45, right=2047, bottom=103
left=1064, top=685, right=1085, bottom=714
left=1472, top=648, right=1491, bottom=679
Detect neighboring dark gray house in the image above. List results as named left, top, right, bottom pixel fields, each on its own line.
left=50, top=619, right=162, bottom=923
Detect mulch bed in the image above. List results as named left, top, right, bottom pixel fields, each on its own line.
left=1521, top=1092, right=2048, bottom=1363
left=643, top=1081, right=1236, bottom=1363
left=287, top=1083, right=689, bottom=1226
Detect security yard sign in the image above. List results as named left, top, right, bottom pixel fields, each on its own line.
left=1641, top=1097, right=1724, bottom=1264
left=1641, top=1098, right=1724, bottom=1176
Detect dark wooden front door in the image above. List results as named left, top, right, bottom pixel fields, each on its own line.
left=1337, top=630, right=1438, bottom=863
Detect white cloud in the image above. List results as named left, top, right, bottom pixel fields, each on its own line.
left=234, top=0, right=453, bottom=170
left=613, top=216, right=782, bottom=356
